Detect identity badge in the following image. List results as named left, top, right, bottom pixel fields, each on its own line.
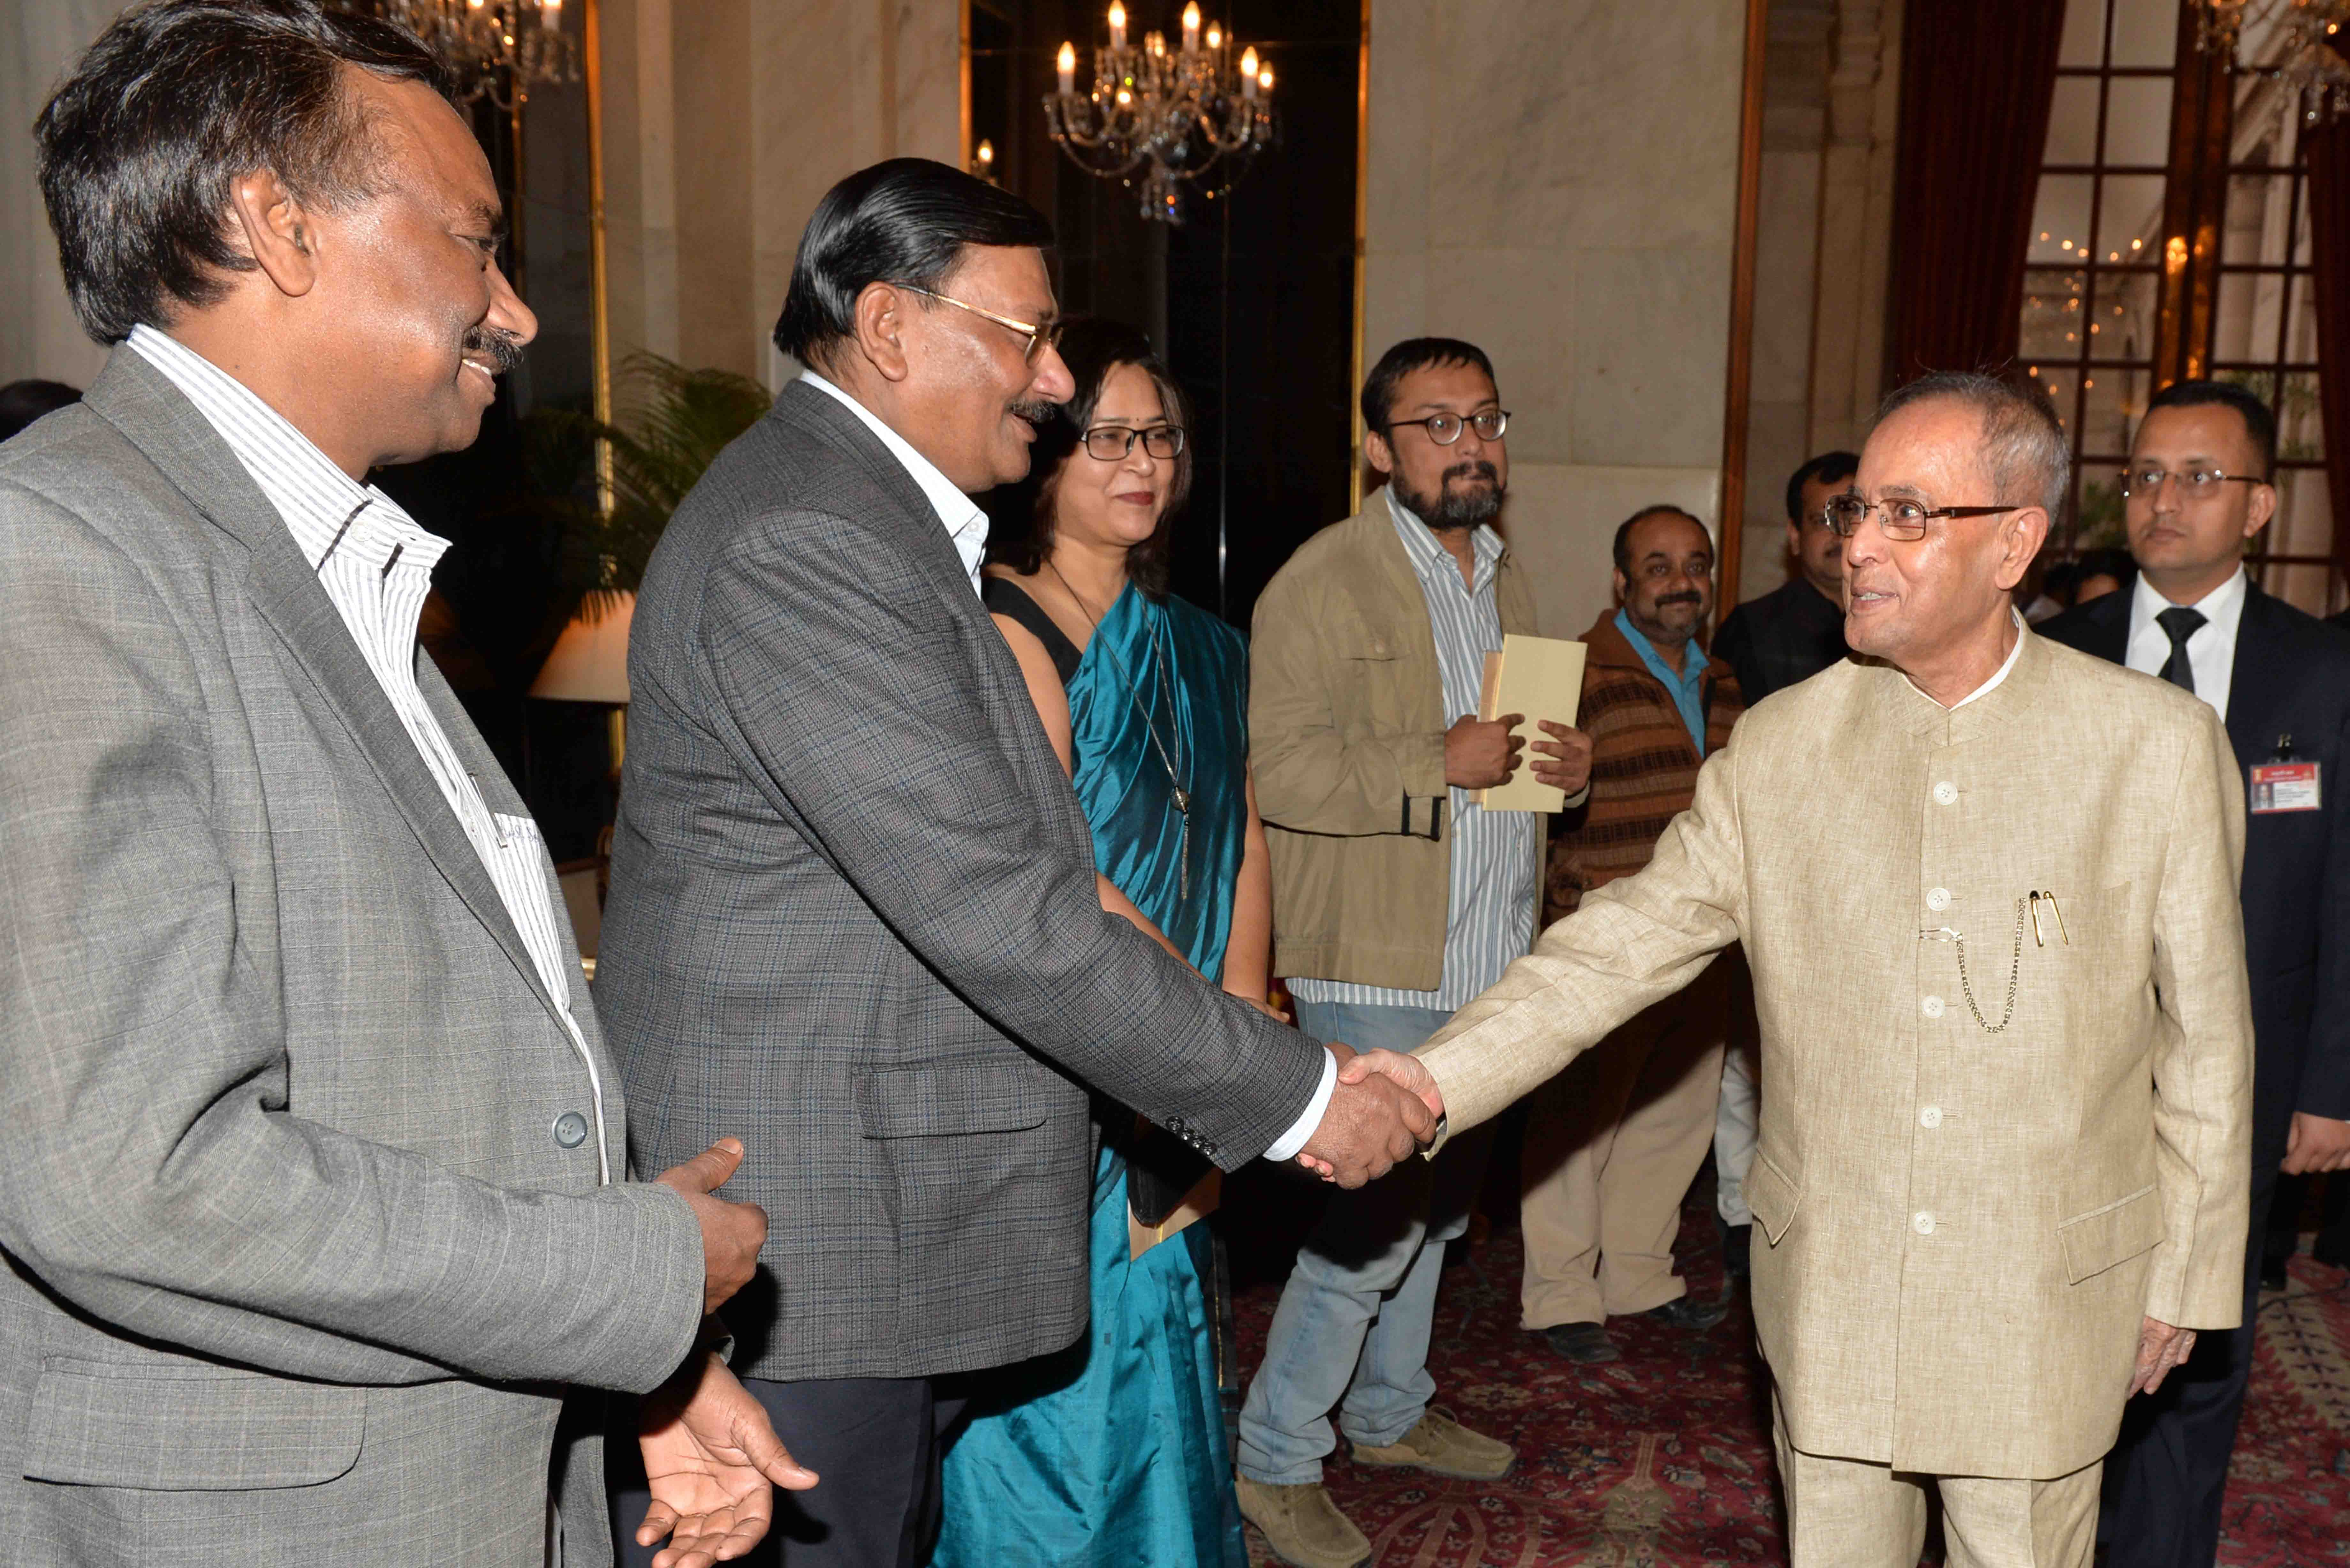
left=2250, top=761, right=2320, bottom=814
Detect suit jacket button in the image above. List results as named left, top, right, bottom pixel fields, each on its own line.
left=553, top=1111, right=590, bottom=1149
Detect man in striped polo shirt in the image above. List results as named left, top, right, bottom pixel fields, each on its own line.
left=1520, top=505, right=1747, bottom=1365
left=1239, top=338, right=1593, bottom=1568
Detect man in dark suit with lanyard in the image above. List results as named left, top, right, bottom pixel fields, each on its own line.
left=2042, top=378, right=2350, bottom=1567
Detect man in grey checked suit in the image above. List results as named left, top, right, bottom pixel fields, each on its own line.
left=598, top=159, right=1444, bottom=1567
left=0, top=6, right=802, bottom=1564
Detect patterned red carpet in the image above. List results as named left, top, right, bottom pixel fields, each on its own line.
left=1227, top=1172, right=2350, bottom=1567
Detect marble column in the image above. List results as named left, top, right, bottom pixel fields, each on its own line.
left=1, top=0, right=125, bottom=388
left=1364, top=0, right=1749, bottom=638
left=598, top=0, right=963, bottom=384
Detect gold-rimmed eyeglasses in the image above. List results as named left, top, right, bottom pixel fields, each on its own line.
left=1824, top=494, right=2023, bottom=541
left=888, top=282, right=1064, bottom=365
left=2117, top=464, right=2269, bottom=500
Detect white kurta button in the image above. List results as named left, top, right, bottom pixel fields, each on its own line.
left=1932, top=781, right=1959, bottom=805
left=1920, top=1106, right=1944, bottom=1128
left=1926, top=887, right=1952, bottom=911
left=1913, top=1211, right=1936, bottom=1235
left=1921, top=995, right=1946, bottom=1019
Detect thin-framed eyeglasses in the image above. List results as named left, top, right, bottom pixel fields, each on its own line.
left=1082, top=424, right=1187, bottom=461
left=2117, top=464, right=2269, bottom=500
left=1385, top=409, right=1510, bottom=446
left=887, top=282, right=1064, bottom=365
left=1824, top=493, right=2022, bottom=541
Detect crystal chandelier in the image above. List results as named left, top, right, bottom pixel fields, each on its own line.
left=1044, top=2, right=1276, bottom=224
left=368, top=0, right=576, bottom=109
left=2195, top=0, right=2350, bottom=123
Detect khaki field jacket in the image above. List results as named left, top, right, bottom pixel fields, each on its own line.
left=1248, top=498, right=1538, bottom=990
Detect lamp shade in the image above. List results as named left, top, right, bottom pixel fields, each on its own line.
left=529, top=592, right=633, bottom=703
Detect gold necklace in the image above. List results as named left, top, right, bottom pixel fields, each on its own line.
left=1045, top=558, right=1194, bottom=898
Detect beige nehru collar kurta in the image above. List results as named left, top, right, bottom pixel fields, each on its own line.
left=1417, top=629, right=2254, bottom=1481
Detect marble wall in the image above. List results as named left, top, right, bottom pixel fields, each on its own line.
left=1, top=0, right=125, bottom=388
left=598, top=0, right=964, bottom=384
left=1362, top=0, right=1749, bottom=639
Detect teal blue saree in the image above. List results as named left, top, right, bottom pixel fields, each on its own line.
left=931, top=581, right=1250, bottom=1568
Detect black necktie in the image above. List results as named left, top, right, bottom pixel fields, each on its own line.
left=2157, top=606, right=2206, bottom=694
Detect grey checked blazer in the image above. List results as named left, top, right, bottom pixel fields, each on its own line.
left=598, top=379, right=1326, bottom=1383
left=0, top=349, right=706, bottom=1566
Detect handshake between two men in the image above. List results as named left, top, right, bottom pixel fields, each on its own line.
left=633, top=1045, right=1444, bottom=1563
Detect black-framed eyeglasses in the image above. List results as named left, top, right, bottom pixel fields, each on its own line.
left=888, top=282, right=1064, bottom=365
left=1824, top=493, right=2022, bottom=541
left=1384, top=409, right=1510, bottom=446
left=1082, top=424, right=1187, bottom=461
left=2118, top=464, right=2269, bottom=500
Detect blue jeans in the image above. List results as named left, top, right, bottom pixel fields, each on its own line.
left=1236, top=999, right=1490, bottom=1486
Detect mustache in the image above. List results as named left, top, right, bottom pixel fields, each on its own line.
left=462, top=325, right=525, bottom=375
left=1656, top=591, right=1702, bottom=607
left=1443, top=461, right=1500, bottom=486
left=1009, top=400, right=1059, bottom=424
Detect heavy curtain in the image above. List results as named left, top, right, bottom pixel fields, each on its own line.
left=2301, top=117, right=2350, bottom=579
left=1883, top=0, right=2069, bottom=388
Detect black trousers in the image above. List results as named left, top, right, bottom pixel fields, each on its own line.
left=610, top=1375, right=966, bottom=1568
left=2098, top=1170, right=2277, bottom=1568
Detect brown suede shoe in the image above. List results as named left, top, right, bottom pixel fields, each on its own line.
left=1234, top=1473, right=1372, bottom=1568
left=1350, top=1409, right=1516, bottom=1479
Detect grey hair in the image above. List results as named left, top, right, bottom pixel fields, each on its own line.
left=1875, top=372, right=2070, bottom=519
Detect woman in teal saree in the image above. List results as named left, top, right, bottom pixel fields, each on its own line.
left=929, top=321, right=1277, bottom=1568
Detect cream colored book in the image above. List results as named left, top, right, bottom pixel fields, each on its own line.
left=1475, top=633, right=1588, bottom=813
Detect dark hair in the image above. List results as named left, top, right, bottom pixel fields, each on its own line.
left=1360, top=337, right=1497, bottom=433
left=1785, top=449, right=1860, bottom=524
left=1612, top=504, right=1706, bottom=573
left=987, top=319, right=1190, bottom=597
left=2075, top=547, right=2137, bottom=589
left=773, top=159, right=1056, bottom=371
left=1876, top=371, right=2071, bottom=516
left=2143, top=379, right=2278, bottom=478
left=0, top=379, right=83, bottom=441
left=35, top=0, right=449, bottom=346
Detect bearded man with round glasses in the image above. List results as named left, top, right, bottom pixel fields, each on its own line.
left=2042, top=378, right=2350, bottom=1568
left=1373, top=371, right=2253, bottom=1565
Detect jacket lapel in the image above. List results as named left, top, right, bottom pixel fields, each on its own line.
left=771, top=381, right=994, bottom=627
left=2078, top=589, right=2131, bottom=663
left=2223, top=584, right=2284, bottom=768
left=83, top=349, right=559, bottom=1023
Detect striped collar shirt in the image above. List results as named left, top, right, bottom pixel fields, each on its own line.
left=1290, top=487, right=1542, bottom=1011
left=126, top=325, right=613, bottom=1182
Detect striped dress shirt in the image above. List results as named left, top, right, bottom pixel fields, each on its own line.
left=126, top=325, right=614, bottom=1182
left=1291, top=487, right=1542, bottom=1011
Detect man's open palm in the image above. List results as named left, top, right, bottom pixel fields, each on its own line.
left=638, top=1351, right=818, bottom=1568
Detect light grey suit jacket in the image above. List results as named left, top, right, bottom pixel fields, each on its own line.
left=0, top=348, right=705, bottom=1565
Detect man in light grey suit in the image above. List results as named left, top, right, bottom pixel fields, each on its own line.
left=599, top=159, right=1446, bottom=1567
left=0, top=5, right=802, bottom=1564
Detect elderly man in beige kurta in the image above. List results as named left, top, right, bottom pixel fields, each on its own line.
left=1394, top=375, right=2253, bottom=1566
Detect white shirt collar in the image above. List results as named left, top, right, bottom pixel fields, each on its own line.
left=1909, top=607, right=2028, bottom=711
left=800, top=369, right=989, bottom=594
left=126, top=324, right=446, bottom=576
left=2128, top=563, right=2248, bottom=640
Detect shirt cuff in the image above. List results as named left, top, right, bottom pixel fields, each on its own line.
left=1262, top=1048, right=1339, bottom=1164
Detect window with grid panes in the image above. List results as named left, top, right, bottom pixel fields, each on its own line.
left=2021, top=0, right=2346, bottom=613
left=2022, top=0, right=2175, bottom=557
left=2213, top=75, right=2334, bottom=612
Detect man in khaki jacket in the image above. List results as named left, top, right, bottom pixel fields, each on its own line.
left=1235, top=338, right=1590, bottom=1568
left=1393, top=373, right=2253, bottom=1565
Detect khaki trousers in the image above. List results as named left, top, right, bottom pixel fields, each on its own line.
left=1518, top=963, right=1727, bottom=1328
left=1774, top=1391, right=2101, bottom=1568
